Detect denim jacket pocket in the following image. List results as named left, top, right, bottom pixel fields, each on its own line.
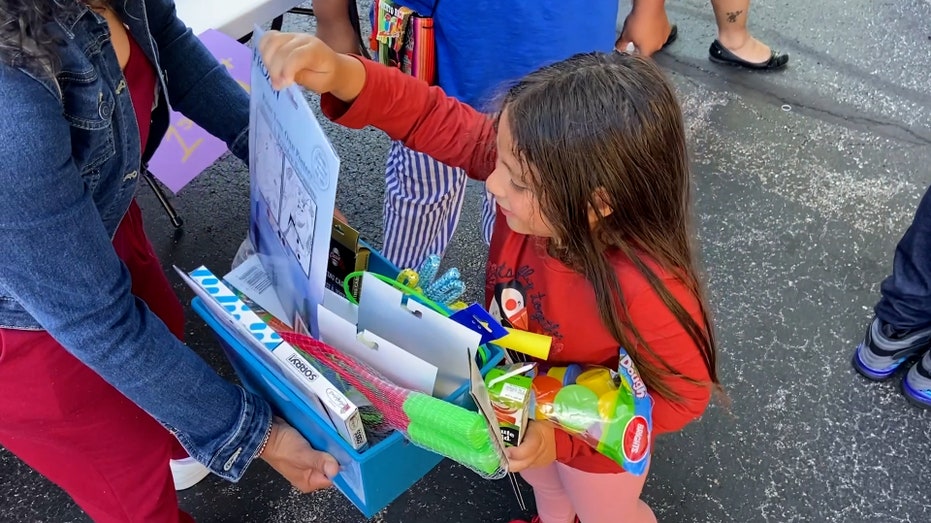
left=58, top=65, right=115, bottom=191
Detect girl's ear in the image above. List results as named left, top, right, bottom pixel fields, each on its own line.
left=588, top=187, right=614, bottom=225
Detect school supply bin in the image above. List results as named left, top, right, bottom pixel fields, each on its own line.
left=191, top=249, right=503, bottom=517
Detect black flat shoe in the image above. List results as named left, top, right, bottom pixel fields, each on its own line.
left=708, top=39, right=789, bottom=70
left=615, top=22, right=678, bottom=54
left=662, top=24, right=678, bottom=50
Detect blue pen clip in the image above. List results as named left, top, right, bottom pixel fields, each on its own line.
left=449, top=303, right=509, bottom=345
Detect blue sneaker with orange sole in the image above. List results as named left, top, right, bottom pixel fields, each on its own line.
left=903, top=350, right=931, bottom=409
left=852, top=317, right=931, bottom=381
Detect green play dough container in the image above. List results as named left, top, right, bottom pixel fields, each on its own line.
left=552, top=384, right=601, bottom=433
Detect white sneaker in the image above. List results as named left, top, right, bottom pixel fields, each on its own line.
left=169, top=457, right=211, bottom=490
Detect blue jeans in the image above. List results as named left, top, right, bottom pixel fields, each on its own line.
left=875, top=185, right=931, bottom=331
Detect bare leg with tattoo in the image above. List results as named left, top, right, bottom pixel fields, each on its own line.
left=617, top=0, right=788, bottom=70
left=710, top=0, right=783, bottom=64
left=615, top=0, right=672, bottom=57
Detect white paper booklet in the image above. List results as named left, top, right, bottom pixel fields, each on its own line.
left=248, top=26, right=339, bottom=338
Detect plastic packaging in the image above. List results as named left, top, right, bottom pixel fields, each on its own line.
left=531, top=348, right=653, bottom=475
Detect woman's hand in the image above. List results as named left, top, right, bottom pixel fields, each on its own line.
left=505, top=420, right=557, bottom=473
left=258, top=31, right=366, bottom=102
left=260, top=417, right=340, bottom=492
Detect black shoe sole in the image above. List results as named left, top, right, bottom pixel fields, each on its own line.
left=708, top=39, right=789, bottom=71
left=662, top=25, right=678, bottom=50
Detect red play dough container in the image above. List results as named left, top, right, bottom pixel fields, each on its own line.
left=532, top=374, right=563, bottom=419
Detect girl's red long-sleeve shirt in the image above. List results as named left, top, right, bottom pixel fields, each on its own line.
left=322, top=59, right=712, bottom=474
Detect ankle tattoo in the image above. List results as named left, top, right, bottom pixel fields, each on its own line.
left=726, top=10, right=743, bottom=23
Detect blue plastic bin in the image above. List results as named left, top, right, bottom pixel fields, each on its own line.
left=192, top=249, right=503, bottom=517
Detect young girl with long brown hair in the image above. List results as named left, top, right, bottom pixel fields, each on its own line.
left=260, top=31, right=720, bottom=523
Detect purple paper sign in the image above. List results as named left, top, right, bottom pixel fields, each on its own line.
left=147, top=29, right=252, bottom=193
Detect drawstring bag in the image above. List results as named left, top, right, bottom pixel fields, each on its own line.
left=370, top=0, right=439, bottom=85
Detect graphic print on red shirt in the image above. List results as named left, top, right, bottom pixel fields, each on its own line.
left=489, top=276, right=531, bottom=332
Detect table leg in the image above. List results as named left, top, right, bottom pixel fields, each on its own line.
left=142, top=168, right=184, bottom=229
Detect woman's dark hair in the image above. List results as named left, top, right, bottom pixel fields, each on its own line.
left=0, top=0, right=109, bottom=79
left=500, top=52, right=720, bottom=402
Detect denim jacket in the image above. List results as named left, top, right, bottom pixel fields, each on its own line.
left=0, top=0, right=270, bottom=481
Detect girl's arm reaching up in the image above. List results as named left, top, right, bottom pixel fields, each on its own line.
left=260, top=30, right=366, bottom=101
left=259, top=31, right=497, bottom=180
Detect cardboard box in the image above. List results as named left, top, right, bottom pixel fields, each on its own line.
left=325, top=218, right=370, bottom=301
left=484, top=367, right=533, bottom=447
left=270, top=342, right=367, bottom=450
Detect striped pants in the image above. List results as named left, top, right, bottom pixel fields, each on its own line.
left=382, top=141, right=496, bottom=270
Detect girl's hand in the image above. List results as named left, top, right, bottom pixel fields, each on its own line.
left=505, top=420, right=557, bottom=472
left=258, top=31, right=366, bottom=102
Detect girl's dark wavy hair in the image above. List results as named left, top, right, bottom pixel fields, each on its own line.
left=0, top=0, right=108, bottom=79
left=499, top=52, right=720, bottom=402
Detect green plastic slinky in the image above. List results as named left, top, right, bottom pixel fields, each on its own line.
left=280, top=330, right=504, bottom=478
left=407, top=423, right=501, bottom=476
left=401, top=393, right=490, bottom=449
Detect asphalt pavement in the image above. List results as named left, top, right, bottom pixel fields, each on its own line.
left=2, top=0, right=930, bottom=521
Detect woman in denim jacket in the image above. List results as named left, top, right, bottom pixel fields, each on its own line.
left=0, top=0, right=339, bottom=520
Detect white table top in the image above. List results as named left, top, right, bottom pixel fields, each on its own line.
left=175, top=0, right=308, bottom=38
